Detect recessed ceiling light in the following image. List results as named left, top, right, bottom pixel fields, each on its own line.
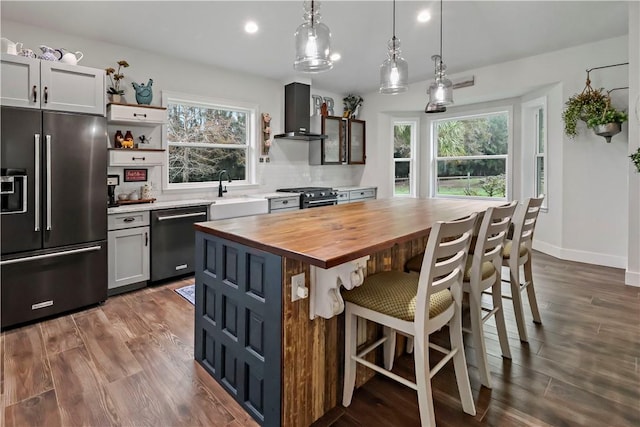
left=330, top=52, right=341, bottom=61
left=245, top=21, right=258, bottom=34
left=417, top=10, right=431, bottom=23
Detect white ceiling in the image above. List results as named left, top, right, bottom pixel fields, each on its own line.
left=1, top=1, right=630, bottom=94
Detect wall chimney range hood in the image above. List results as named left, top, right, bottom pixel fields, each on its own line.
left=274, top=83, right=327, bottom=141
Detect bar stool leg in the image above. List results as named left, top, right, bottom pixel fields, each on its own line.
left=470, top=289, right=491, bottom=389
left=414, top=333, right=437, bottom=427
left=492, top=277, right=512, bottom=360
left=509, top=263, right=529, bottom=343
left=342, top=305, right=358, bottom=406
left=524, top=258, right=542, bottom=324
left=383, top=327, right=397, bottom=370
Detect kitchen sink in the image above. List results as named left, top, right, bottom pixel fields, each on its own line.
left=209, top=197, right=269, bottom=220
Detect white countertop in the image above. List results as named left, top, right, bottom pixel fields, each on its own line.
left=334, top=186, right=377, bottom=191
left=108, top=199, right=213, bottom=214
left=251, top=192, right=299, bottom=199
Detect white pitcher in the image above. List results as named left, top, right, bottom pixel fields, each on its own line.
left=58, top=49, right=83, bottom=65
left=1, top=38, right=19, bottom=55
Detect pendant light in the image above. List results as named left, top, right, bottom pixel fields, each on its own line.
left=425, top=0, right=453, bottom=112
left=379, top=0, right=408, bottom=94
left=294, top=1, right=333, bottom=73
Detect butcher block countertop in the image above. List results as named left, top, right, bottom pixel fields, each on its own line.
left=195, top=198, right=503, bottom=269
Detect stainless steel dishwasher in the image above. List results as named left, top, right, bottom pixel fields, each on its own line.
left=150, top=205, right=209, bottom=282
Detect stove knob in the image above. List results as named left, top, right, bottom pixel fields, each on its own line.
left=320, top=192, right=325, bottom=196
left=305, top=193, right=312, bottom=198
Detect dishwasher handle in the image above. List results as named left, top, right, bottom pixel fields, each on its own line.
left=156, top=211, right=207, bottom=221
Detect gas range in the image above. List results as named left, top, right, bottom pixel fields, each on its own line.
left=276, top=187, right=338, bottom=209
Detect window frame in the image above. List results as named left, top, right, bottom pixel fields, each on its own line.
left=430, top=107, right=512, bottom=201
left=161, top=91, right=258, bottom=191
left=392, top=118, right=418, bottom=198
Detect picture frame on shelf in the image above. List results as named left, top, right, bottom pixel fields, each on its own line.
left=123, top=168, right=148, bottom=182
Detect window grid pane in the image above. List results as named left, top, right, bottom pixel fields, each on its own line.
left=166, top=98, right=253, bottom=185
left=433, top=111, right=509, bottom=200
left=394, top=160, right=411, bottom=196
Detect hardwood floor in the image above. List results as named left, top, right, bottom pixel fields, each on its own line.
left=2, top=252, right=639, bottom=426
left=1, top=277, right=258, bottom=427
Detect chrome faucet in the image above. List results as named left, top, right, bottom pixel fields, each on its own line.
left=218, top=170, right=231, bottom=197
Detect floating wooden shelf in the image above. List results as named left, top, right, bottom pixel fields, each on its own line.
left=116, top=198, right=156, bottom=205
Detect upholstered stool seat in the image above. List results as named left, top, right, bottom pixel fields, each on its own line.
left=343, top=271, right=453, bottom=321
left=501, top=239, right=528, bottom=259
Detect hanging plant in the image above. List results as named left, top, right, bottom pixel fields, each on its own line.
left=562, top=85, right=608, bottom=138
left=630, top=147, right=640, bottom=173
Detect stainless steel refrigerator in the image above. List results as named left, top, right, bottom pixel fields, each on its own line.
left=1, top=106, right=107, bottom=329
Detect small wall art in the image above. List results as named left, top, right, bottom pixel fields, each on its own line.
left=262, top=112, right=272, bottom=156
left=123, top=168, right=148, bottom=182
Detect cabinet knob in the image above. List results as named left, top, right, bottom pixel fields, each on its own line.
left=123, top=217, right=135, bottom=222
left=133, top=113, right=147, bottom=118
left=132, top=156, right=146, bottom=161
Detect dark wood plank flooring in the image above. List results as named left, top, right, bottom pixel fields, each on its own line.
left=2, top=252, right=639, bottom=426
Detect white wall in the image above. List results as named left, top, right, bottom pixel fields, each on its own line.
left=1, top=20, right=363, bottom=200
left=359, top=35, right=633, bottom=279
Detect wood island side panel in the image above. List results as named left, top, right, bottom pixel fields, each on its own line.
left=281, top=234, right=430, bottom=427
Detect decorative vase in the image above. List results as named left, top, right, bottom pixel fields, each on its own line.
left=132, top=79, right=153, bottom=105
left=110, top=94, right=122, bottom=104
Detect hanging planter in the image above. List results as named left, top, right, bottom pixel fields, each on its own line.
left=588, top=107, right=628, bottom=143
left=562, top=68, right=628, bottom=141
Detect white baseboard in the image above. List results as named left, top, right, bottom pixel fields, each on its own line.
left=625, top=270, right=640, bottom=287
left=533, top=240, right=626, bottom=269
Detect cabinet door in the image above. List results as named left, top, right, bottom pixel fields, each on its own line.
left=108, top=226, right=150, bottom=290
left=40, top=61, right=105, bottom=115
left=348, top=119, right=366, bottom=164
left=0, top=54, right=40, bottom=108
left=321, top=116, right=345, bottom=164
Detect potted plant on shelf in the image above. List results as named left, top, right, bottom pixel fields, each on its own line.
left=105, top=60, right=129, bottom=103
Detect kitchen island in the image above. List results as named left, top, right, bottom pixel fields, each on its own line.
left=193, top=198, right=502, bottom=427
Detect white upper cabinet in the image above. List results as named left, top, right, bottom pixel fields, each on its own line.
left=1, top=54, right=105, bottom=116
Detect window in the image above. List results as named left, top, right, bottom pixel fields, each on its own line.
left=433, top=111, right=509, bottom=199
left=163, top=93, right=256, bottom=189
left=393, top=120, right=417, bottom=197
left=522, top=96, right=547, bottom=210
left=534, top=106, right=547, bottom=203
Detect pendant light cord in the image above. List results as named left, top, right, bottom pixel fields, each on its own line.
left=392, top=0, right=397, bottom=59
left=311, top=0, right=315, bottom=29
left=439, top=0, right=443, bottom=71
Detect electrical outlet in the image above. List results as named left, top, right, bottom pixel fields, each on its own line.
left=291, top=272, right=307, bottom=301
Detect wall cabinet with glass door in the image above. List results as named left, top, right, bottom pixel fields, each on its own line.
left=309, top=116, right=366, bottom=165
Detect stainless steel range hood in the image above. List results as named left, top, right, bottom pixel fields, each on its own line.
left=274, top=83, right=327, bottom=141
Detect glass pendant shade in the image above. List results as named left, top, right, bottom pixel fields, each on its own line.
left=294, top=1, right=333, bottom=73
left=425, top=55, right=453, bottom=111
left=380, top=38, right=408, bottom=94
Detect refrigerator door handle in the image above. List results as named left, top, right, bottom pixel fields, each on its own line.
left=46, top=135, right=52, bottom=231
left=0, top=245, right=102, bottom=266
left=34, top=134, right=41, bottom=231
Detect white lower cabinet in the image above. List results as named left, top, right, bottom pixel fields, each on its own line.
left=108, top=211, right=150, bottom=295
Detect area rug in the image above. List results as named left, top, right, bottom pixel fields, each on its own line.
left=175, top=283, right=195, bottom=305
